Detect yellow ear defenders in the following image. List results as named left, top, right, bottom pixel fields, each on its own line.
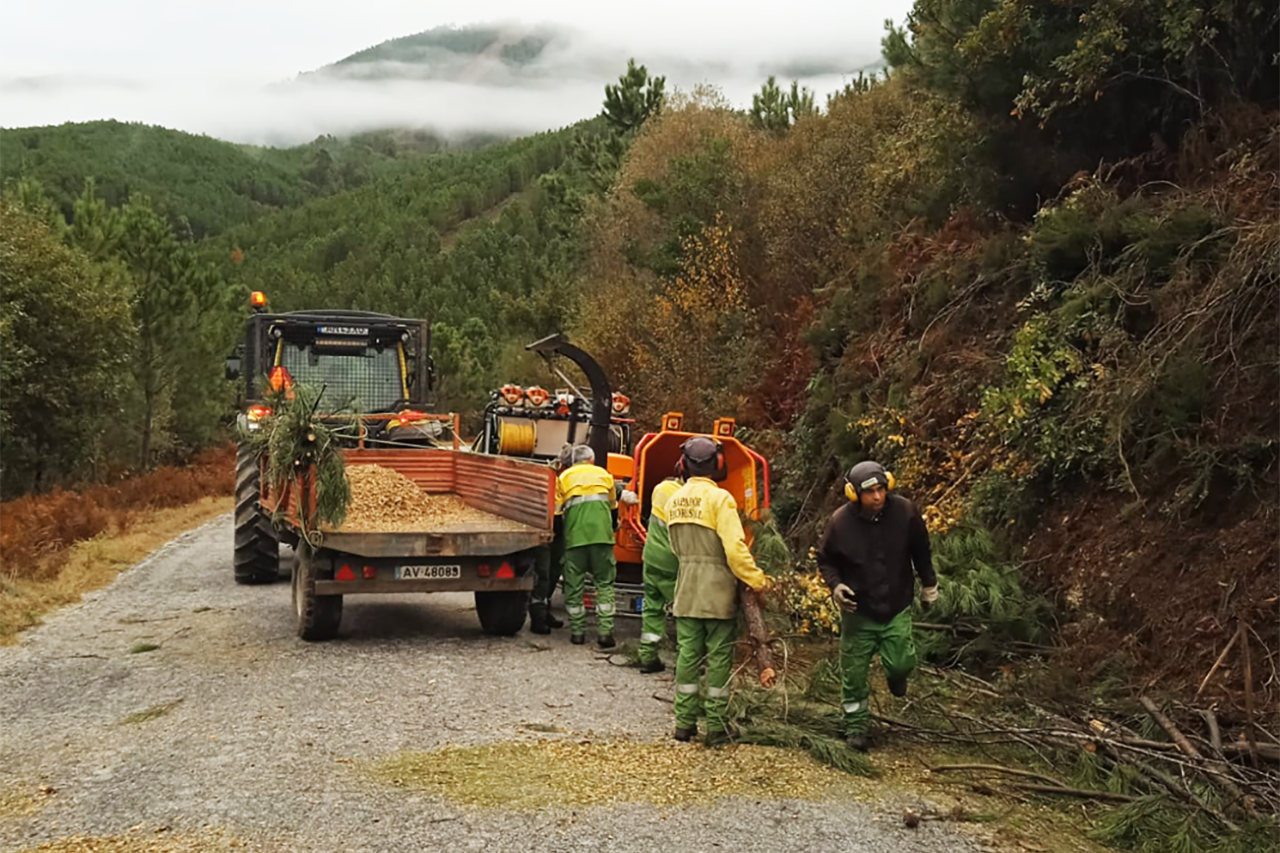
left=844, top=470, right=895, bottom=502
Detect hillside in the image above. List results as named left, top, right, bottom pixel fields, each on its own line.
left=301, top=22, right=854, bottom=88
left=0, top=121, right=505, bottom=238
left=314, top=23, right=562, bottom=82
left=1, top=121, right=314, bottom=238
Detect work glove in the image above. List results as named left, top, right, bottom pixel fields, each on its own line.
left=620, top=489, right=639, bottom=506
left=832, top=583, right=858, bottom=612
left=920, top=585, right=939, bottom=612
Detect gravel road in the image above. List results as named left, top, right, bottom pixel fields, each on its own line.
left=0, top=515, right=994, bottom=852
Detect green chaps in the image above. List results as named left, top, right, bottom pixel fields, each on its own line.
left=563, top=543, right=616, bottom=635
left=839, top=609, right=917, bottom=735
left=638, top=563, right=676, bottom=664
left=674, top=617, right=737, bottom=734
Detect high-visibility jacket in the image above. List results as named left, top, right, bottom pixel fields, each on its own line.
left=667, top=477, right=767, bottom=619
left=642, top=478, right=682, bottom=575
left=555, top=463, right=616, bottom=549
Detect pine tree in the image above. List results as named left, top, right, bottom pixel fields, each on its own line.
left=69, top=178, right=124, bottom=260
left=751, top=76, right=790, bottom=132
left=602, top=59, right=666, bottom=133
left=751, top=77, right=818, bottom=133
left=787, top=81, right=818, bottom=122
left=117, top=196, right=204, bottom=467
left=9, top=177, right=68, bottom=238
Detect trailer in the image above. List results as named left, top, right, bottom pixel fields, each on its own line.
left=266, top=446, right=555, bottom=641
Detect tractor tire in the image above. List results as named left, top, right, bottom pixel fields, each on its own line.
left=234, top=442, right=279, bottom=585
left=292, top=543, right=342, bottom=641
left=475, top=590, right=529, bottom=637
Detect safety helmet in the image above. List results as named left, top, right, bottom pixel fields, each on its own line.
left=844, top=460, right=895, bottom=502
left=677, top=436, right=727, bottom=482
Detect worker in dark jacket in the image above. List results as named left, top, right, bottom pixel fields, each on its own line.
left=816, top=460, right=938, bottom=752
left=529, top=445, right=573, bottom=634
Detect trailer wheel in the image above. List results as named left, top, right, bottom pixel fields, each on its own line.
left=475, top=591, right=528, bottom=637
left=292, top=543, right=342, bottom=641
left=234, top=442, right=279, bottom=585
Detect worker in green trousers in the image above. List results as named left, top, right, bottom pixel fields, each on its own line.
left=556, top=444, right=619, bottom=648
left=637, top=476, right=683, bottom=673
left=529, top=517, right=566, bottom=634
left=666, top=437, right=770, bottom=746
left=816, top=460, right=938, bottom=752
left=530, top=446, right=572, bottom=635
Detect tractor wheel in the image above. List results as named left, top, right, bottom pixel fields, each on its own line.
left=234, top=442, right=279, bottom=585
left=292, top=543, right=342, bottom=641
left=475, top=590, right=529, bottom=637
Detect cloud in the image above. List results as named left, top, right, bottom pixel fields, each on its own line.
left=0, top=12, right=902, bottom=146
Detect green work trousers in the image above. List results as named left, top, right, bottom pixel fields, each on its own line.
left=532, top=525, right=565, bottom=611
left=674, top=617, right=737, bottom=734
left=638, top=563, right=676, bottom=664
left=839, top=609, right=917, bottom=735
left=563, top=543, right=616, bottom=636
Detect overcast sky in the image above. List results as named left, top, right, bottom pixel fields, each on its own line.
left=1, top=1, right=915, bottom=145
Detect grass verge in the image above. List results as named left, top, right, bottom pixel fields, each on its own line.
left=0, top=496, right=231, bottom=644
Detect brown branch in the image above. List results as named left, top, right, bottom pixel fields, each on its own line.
left=929, top=764, right=1068, bottom=788
left=1241, top=616, right=1258, bottom=768
left=1140, top=696, right=1205, bottom=760
left=1198, top=709, right=1223, bottom=754
left=1141, top=696, right=1259, bottom=816
left=1196, top=625, right=1240, bottom=697
left=1009, top=783, right=1138, bottom=803
left=1222, top=742, right=1280, bottom=763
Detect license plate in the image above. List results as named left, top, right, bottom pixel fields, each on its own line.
left=395, top=564, right=462, bottom=580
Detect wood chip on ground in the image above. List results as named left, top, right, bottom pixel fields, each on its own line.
left=328, top=464, right=533, bottom=533
left=367, top=738, right=871, bottom=810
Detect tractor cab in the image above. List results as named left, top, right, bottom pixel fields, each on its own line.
left=224, top=291, right=447, bottom=446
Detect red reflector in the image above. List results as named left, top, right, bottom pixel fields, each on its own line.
left=362, top=565, right=376, bottom=579
left=477, top=563, right=491, bottom=578
left=495, top=562, right=515, bottom=579
left=584, top=592, right=595, bottom=609
left=336, top=564, right=355, bottom=581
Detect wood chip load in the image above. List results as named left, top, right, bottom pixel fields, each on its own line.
left=329, top=464, right=533, bottom=533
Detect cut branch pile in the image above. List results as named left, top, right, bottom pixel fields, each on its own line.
left=896, top=668, right=1280, bottom=833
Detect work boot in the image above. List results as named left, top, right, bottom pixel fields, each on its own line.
left=570, top=633, right=586, bottom=645
left=704, top=729, right=733, bottom=748
left=528, top=605, right=550, bottom=635
left=546, top=612, right=565, bottom=629
left=846, top=733, right=870, bottom=752
left=673, top=726, right=696, bottom=742
left=638, top=659, right=666, bottom=674
left=888, top=675, right=909, bottom=697
left=597, top=634, right=616, bottom=649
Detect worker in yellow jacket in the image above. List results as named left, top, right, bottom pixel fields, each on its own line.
left=637, top=475, right=683, bottom=673
left=666, top=436, right=770, bottom=746
left=556, top=444, right=619, bottom=648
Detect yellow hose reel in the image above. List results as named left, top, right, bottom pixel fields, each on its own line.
left=496, top=420, right=536, bottom=457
